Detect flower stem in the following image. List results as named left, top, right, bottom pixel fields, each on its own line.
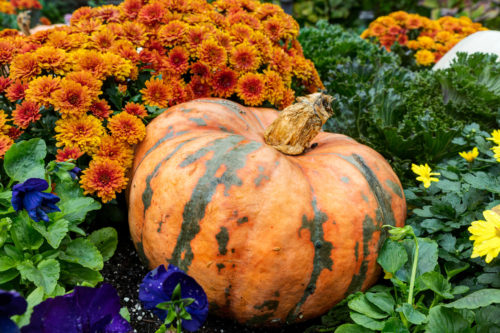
left=407, top=235, right=419, bottom=305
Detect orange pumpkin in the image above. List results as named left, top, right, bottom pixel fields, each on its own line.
left=128, top=94, right=406, bottom=326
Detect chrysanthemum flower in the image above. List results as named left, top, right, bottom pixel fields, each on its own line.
left=5, top=80, right=28, bottom=102
left=0, top=134, right=13, bottom=158
left=190, top=62, right=210, bottom=82
left=6, top=127, right=22, bottom=140
left=65, top=70, right=103, bottom=99
left=121, top=21, right=148, bottom=46
left=406, top=14, right=423, bottom=29
left=138, top=2, right=166, bottom=25
left=165, top=46, right=190, bottom=74
left=158, top=20, right=189, bottom=44
left=263, top=16, right=284, bottom=42
left=123, top=102, right=147, bottom=118
left=71, top=49, right=109, bottom=80
left=236, top=72, right=266, bottom=106
left=469, top=210, right=500, bottom=263
left=459, top=147, right=479, bottom=163
left=25, top=75, right=61, bottom=107
left=92, top=135, right=134, bottom=169
left=212, top=67, right=237, bottom=98
left=108, top=112, right=146, bottom=145
left=189, top=76, right=211, bottom=99
left=140, top=77, right=170, bottom=108
left=230, top=43, right=260, bottom=72
left=415, top=49, right=435, bottom=66
left=51, top=80, right=92, bottom=117
left=54, top=115, right=104, bottom=153
left=0, top=40, right=14, bottom=65
left=0, top=1, right=15, bottom=14
left=0, top=76, right=11, bottom=93
left=56, top=146, right=84, bottom=162
left=90, top=29, right=117, bottom=51
left=121, top=0, right=143, bottom=20
left=80, top=159, right=128, bottom=203
left=264, top=70, right=284, bottom=106
left=186, top=25, right=209, bottom=51
left=12, top=100, right=41, bottom=129
left=0, top=109, right=10, bottom=133
left=197, top=38, right=227, bottom=67
left=102, top=52, right=134, bottom=81
left=34, top=46, right=69, bottom=75
left=89, top=99, right=112, bottom=119
left=230, top=23, right=253, bottom=42
left=411, top=163, right=439, bottom=188
left=9, top=52, right=41, bottom=81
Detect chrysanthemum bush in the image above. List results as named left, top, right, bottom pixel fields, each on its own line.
left=361, top=11, right=487, bottom=66
left=0, top=0, right=41, bottom=15
left=0, top=0, right=322, bottom=203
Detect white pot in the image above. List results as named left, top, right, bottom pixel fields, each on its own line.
left=433, top=30, right=500, bottom=70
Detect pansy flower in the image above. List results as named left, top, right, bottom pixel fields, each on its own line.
left=11, top=178, right=60, bottom=223
left=0, top=289, right=27, bottom=333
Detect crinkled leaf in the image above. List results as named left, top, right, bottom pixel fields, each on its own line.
left=395, top=237, right=438, bottom=283
left=4, top=139, right=46, bottom=182
left=399, top=303, right=427, bottom=325
left=436, top=179, right=461, bottom=193
left=420, top=271, right=454, bottom=299
left=58, top=197, right=101, bottom=223
left=31, top=219, right=68, bottom=249
left=88, top=227, right=118, bottom=261
left=59, top=238, right=103, bottom=270
left=11, top=211, right=43, bottom=250
left=426, top=306, right=472, bottom=333
left=348, top=293, right=389, bottom=319
left=476, top=305, right=500, bottom=333
left=377, top=239, right=408, bottom=274
left=444, top=289, right=500, bottom=309
left=381, top=317, right=410, bottom=333
left=17, top=259, right=59, bottom=294
left=59, top=261, right=103, bottom=287
left=365, top=292, right=395, bottom=315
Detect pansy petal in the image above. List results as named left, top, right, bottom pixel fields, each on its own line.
left=22, top=192, right=43, bottom=212
left=21, top=296, right=80, bottom=333
left=105, top=314, right=132, bottom=333
left=0, top=290, right=27, bottom=317
left=139, top=265, right=172, bottom=309
left=14, top=178, right=48, bottom=192
left=0, top=316, right=20, bottom=333
left=73, top=284, right=121, bottom=331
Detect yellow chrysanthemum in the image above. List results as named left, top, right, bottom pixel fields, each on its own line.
left=91, top=135, right=134, bottom=169
left=459, top=147, right=479, bottom=163
left=469, top=210, right=500, bottom=263
left=54, top=115, right=104, bottom=153
left=411, top=163, right=440, bottom=188
left=80, top=159, right=128, bottom=203
left=107, top=112, right=146, bottom=145
left=415, top=49, right=435, bottom=66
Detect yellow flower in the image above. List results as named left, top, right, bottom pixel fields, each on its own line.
left=469, top=210, right=500, bottom=263
left=411, top=163, right=440, bottom=188
left=487, top=129, right=500, bottom=145
left=459, top=147, right=479, bottom=163
left=491, top=145, right=500, bottom=162
left=415, top=49, right=435, bottom=66
left=383, top=270, right=393, bottom=279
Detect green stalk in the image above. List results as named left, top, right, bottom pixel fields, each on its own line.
left=407, top=235, right=419, bottom=305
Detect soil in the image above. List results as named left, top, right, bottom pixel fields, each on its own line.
left=101, top=222, right=321, bottom=333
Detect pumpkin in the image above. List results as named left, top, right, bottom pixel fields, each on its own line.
left=128, top=93, right=406, bottom=326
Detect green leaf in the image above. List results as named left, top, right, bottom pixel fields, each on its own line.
left=476, top=305, right=500, bottom=333
left=381, top=317, right=410, bottom=333
left=4, top=139, right=46, bottom=182
left=0, top=255, right=16, bottom=271
left=399, top=303, right=427, bottom=325
left=0, top=217, right=12, bottom=247
left=396, top=237, right=438, bottom=283
left=435, top=179, right=461, bottom=193
left=348, top=293, right=389, bottom=319
left=172, top=282, right=182, bottom=300
left=444, top=289, right=500, bottom=309
left=420, top=271, right=454, bottom=299
left=12, top=286, right=45, bottom=327
left=58, top=197, right=101, bottom=223
left=3, top=244, right=22, bottom=261
left=119, top=307, right=130, bottom=322
left=335, top=324, right=374, bottom=333
left=59, top=238, right=103, bottom=270
left=88, top=227, right=118, bottom=261
left=11, top=211, right=44, bottom=250
left=365, top=292, right=395, bottom=315
left=165, top=307, right=176, bottom=324
left=444, top=261, right=469, bottom=280
left=31, top=219, right=68, bottom=249
left=426, top=306, right=472, bottom=333
left=377, top=239, right=408, bottom=274
left=350, top=312, right=385, bottom=331
left=17, top=259, right=60, bottom=294
left=452, top=286, right=470, bottom=295
left=0, top=268, right=19, bottom=284
left=59, top=262, right=103, bottom=286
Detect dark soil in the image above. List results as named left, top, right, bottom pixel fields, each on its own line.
left=101, top=224, right=321, bottom=333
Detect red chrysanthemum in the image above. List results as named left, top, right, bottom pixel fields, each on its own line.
left=0, top=77, right=11, bottom=94
left=80, top=159, right=128, bottom=203
left=12, top=100, right=41, bottom=129
left=236, top=72, right=266, bottom=106
left=6, top=80, right=28, bottom=102
left=121, top=0, right=143, bottom=20
left=165, top=46, right=190, bottom=74
left=138, top=2, right=166, bottom=25
left=107, top=112, right=146, bottom=145
left=230, top=42, right=260, bottom=72
left=123, top=102, right=147, bottom=118
left=197, top=39, right=226, bottom=67
left=6, top=127, right=23, bottom=140
left=190, top=62, right=210, bottom=82
left=212, top=67, right=237, bottom=97
left=56, top=146, right=84, bottom=162
left=189, top=76, right=211, bottom=99
left=89, top=99, right=112, bottom=119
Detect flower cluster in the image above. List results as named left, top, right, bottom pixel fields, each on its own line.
left=0, top=0, right=41, bottom=14
left=361, top=11, right=487, bottom=66
left=0, top=0, right=322, bottom=203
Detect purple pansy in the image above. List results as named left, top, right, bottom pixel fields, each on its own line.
left=22, top=284, right=131, bottom=333
left=68, top=167, right=81, bottom=180
left=139, top=265, right=208, bottom=332
left=11, top=178, right=60, bottom=223
left=0, top=289, right=27, bottom=333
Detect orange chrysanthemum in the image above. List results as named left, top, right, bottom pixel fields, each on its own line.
left=65, top=71, right=103, bottom=99
left=121, top=21, right=148, bottom=46
left=12, top=101, right=41, bottom=129
left=212, top=67, right=237, bottom=98
left=92, top=135, right=134, bottom=169
left=189, top=76, right=211, bottom=98
left=5, top=80, right=28, bottom=102
left=123, top=102, right=147, bottom=118
left=0, top=134, right=13, bottom=158
left=236, top=72, right=265, bottom=106
left=51, top=80, right=92, bottom=117
left=197, top=38, right=226, bottom=67
left=165, top=46, right=190, bottom=74
left=80, top=159, right=128, bottom=203
left=0, top=40, right=14, bottom=65
left=9, top=53, right=41, bottom=81
left=56, top=146, right=84, bottom=162
left=263, top=16, right=284, bottom=42
left=89, top=99, right=112, bottom=119
left=34, top=46, right=69, bottom=75
left=121, top=0, right=143, bottom=20
left=0, top=77, right=11, bottom=93
left=190, top=62, right=210, bottom=81
left=54, top=114, right=104, bottom=153
left=138, top=2, right=166, bottom=25
left=25, top=76, right=61, bottom=107
left=140, top=77, right=170, bottom=108
left=90, top=29, right=117, bottom=51
left=107, top=112, right=146, bottom=145
left=71, top=49, right=109, bottom=79
left=230, top=42, right=260, bottom=72
left=0, top=109, right=10, bottom=133
left=158, top=20, right=189, bottom=44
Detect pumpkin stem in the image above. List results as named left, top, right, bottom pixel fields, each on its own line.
left=17, top=11, right=31, bottom=36
left=264, top=92, right=334, bottom=155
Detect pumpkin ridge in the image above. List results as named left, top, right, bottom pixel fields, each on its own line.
left=195, top=99, right=252, bottom=130
left=286, top=195, right=333, bottom=323
left=169, top=136, right=262, bottom=271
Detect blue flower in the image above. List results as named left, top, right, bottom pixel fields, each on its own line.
left=69, top=167, right=81, bottom=180
left=22, top=284, right=131, bottom=333
left=139, top=264, right=208, bottom=332
left=11, top=178, right=60, bottom=223
left=0, top=289, right=27, bottom=333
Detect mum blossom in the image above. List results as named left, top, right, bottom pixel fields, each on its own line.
left=411, top=163, right=440, bottom=188
left=22, top=284, right=131, bottom=333
left=11, top=178, right=60, bottom=223
left=139, top=264, right=208, bottom=332
left=459, top=147, right=479, bottom=163
left=0, top=289, right=27, bottom=333
left=469, top=210, right=500, bottom=263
